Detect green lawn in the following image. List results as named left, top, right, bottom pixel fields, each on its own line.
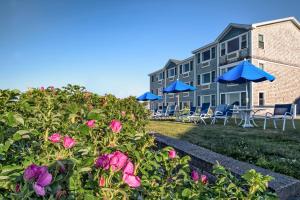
left=146, top=118, right=300, bottom=179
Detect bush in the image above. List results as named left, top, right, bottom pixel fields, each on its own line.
left=0, top=85, right=277, bottom=199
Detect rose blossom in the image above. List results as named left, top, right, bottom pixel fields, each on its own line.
left=23, top=164, right=40, bottom=181
left=201, top=175, right=208, bottom=184
left=123, top=160, right=134, bottom=175
left=86, top=120, right=95, bottom=128
left=48, top=133, right=61, bottom=143
left=63, top=136, right=76, bottom=149
left=191, top=170, right=199, bottom=182
left=122, top=173, right=141, bottom=188
left=168, top=149, right=176, bottom=159
left=95, top=154, right=112, bottom=170
left=109, top=119, right=122, bottom=133
left=109, top=151, right=128, bottom=171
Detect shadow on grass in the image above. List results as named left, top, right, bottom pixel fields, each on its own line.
left=147, top=118, right=300, bottom=179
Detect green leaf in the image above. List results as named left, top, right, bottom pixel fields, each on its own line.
left=182, top=188, right=191, bottom=197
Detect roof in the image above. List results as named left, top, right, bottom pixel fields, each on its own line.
left=148, top=58, right=182, bottom=76
left=252, top=16, right=300, bottom=29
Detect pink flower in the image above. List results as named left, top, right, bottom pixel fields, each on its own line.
left=201, top=175, right=208, bottom=184
left=95, top=154, right=112, bottom=170
left=121, top=111, right=126, bottom=117
left=99, top=176, right=105, bottom=187
left=48, top=133, right=61, bottom=143
left=86, top=120, right=95, bottom=128
left=123, top=173, right=141, bottom=188
left=109, top=151, right=128, bottom=171
left=168, top=149, right=176, bottom=159
left=63, top=136, right=76, bottom=149
left=40, top=87, right=45, bottom=91
left=191, top=170, right=199, bottom=182
left=123, top=160, right=134, bottom=175
left=23, top=164, right=40, bottom=181
left=109, top=119, right=122, bottom=133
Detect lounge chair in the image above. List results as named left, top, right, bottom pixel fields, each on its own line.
left=179, top=106, right=197, bottom=122
left=264, top=104, right=296, bottom=131
left=189, top=103, right=211, bottom=125
left=211, top=104, right=233, bottom=126
left=166, top=105, right=177, bottom=119
left=154, top=106, right=168, bottom=120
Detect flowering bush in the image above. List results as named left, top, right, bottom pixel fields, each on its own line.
left=0, top=85, right=277, bottom=199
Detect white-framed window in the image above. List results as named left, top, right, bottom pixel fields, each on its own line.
left=201, top=95, right=211, bottom=104
left=158, top=72, right=164, bottom=80
left=219, top=91, right=247, bottom=106
left=211, top=47, right=216, bottom=59
left=168, top=68, right=175, bottom=78
left=258, top=34, right=264, bottom=49
left=259, top=63, right=264, bottom=70
left=197, top=53, right=201, bottom=63
left=201, top=72, right=211, bottom=85
left=183, top=63, right=190, bottom=73
left=197, top=75, right=201, bottom=85
left=220, top=33, right=249, bottom=56
left=241, top=34, right=247, bottom=49
left=202, top=49, right=210, bottom=62
left=258, top=92, right=265, bottom=106
left=168, top=94, right=174, bottom=99
left=157, top=87, right=163, bottom=97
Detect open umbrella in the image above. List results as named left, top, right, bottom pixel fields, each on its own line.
left=217, top=59, right=275, bottom=107
left=136, top=92, right=162, bottom=101
left=163, top=79, right=196, bottom=108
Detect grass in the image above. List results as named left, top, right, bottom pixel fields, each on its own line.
left=146, top=118, right=300, bottom=179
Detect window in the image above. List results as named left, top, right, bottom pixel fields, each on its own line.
left=151, top=75, right=154, bottom=82
left=175, top=68, right=177, bottom=76
left=197, top=53, right=201, bottom=63
left=259, top=63, right=264, bottom=70
left=190, top=81, right=194, bottom=86
left=184, top=63, right=190, bottom=73
left=168, top=68, right=175, bottom=77
left=220, top=94, right=226, bottom=104
left=211, top=95, right=216, bottom=106
left=227, top=93, right=240, bottom=105
left=190, top=61, right=194, bottom=71
left=227, top=37, right=239, bottom=53
left=168, top=94, right=174, bottom=98
left=201, top=73, right=211, bottom=84
left=183, top=92, right=189, bottom=97
left=197, top=75, right=201, bottom=85
left=259, top=92, right=265, bottom=106
left=221, top=43, right=226, bottom=56
left=220, top=68, right=227, bottom=75
left=241, top=34, right=247, bottom=49
left=202, top=50, right=211, bottom=62
left=241, top=92, right=246, bottom=106
left=179, top=65, right=183, bottom=74
left=197, top=96, right=201, bottom=106
left=202, top=95, right=211, bottom=104
left=159, top=72, right=163, bottom=80
left=258, top=34, right=264, bottom=49
left=211, top=47, right=216, bottom=59
left=157, top=88, right=163, bottom=97
left=211, top=71, right=216, bottom=82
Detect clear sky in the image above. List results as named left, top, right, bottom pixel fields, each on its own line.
left=0, top=0, right=299, bottom=97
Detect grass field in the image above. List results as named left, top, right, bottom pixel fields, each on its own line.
left=146, top=118, right=300, bottom=179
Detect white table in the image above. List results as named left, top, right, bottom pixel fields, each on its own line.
left=231, top=108, right=264, bottom=128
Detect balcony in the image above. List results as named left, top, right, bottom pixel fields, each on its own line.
left=219, top=48, right=249, bottom=66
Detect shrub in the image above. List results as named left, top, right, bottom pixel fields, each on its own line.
left=0, top=85, right=277, bottom=199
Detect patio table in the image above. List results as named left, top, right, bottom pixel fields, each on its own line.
left=231, top=108, right=265, bottom=128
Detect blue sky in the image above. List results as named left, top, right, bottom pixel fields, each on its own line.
left=0, top=0, right=299, bottom=97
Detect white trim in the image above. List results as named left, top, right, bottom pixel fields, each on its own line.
left=219, top=91, right=247, bottom=106
left=200, top=72, right=212, bottom=85
left=168, top=94, right=174, bottom=99
left=219, top=32, right=249, bottom=56
left=183, top=72, right=190, bottom=78
left=253, top=58, right=300, bottom=70
left=167, top=67, right=175, bottom=78
left=183, top=92, right=189, bottom=97
left=252, top=17, right=300, bottom=29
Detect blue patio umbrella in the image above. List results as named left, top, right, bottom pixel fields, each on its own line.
left=217, top=59, right=275, bottom=106
left=137, top=92, right=162, bottom=101
left=163, top=79, right=196, bottom=107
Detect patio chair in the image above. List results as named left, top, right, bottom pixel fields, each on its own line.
left=166, top=105, right=177, bottom=118
left=179, top=106, right=197, bottom=122
left=154, top=106, right=168, bottom=120
left=264, top=104, right=296, bottom=131
left=211, top=104, right=232, bottom=125
left=189, top=103, right=211, bottom=125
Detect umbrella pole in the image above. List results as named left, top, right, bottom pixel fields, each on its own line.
left=246, top=81, right=249, bottom=108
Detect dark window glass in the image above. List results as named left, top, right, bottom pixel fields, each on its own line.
left=227, top=38, right=239, bottom=53
left=258, top=34, right=264, bottom=49
left=202, top=50, right=210, bottom=61
left=159, top=73, right=163, bottom=80
left=190, top=81, right=193, bottom=86
left=190, top=61, right=193, bottom=71
left=221, top=43, right=226, bottom=56
left=151, top=75, right=154, bottom=82
left=241, top=35, right=247, bottom=49
left=259, top=63, right=264, bottom=70
left=175, top=68, right=177, bottom=76
left=259, top=92, right=264, bottom=106
left=211, top=71, right=216, bottom=82
left=197, top=75, right=201, bottom=85
left=211, top=95, right=216, bottom=107
left=197, top=96, right=201, bottom=106
left=184, top=63, right=189, bottom=72
left=211, top=47, right=216, bottom=59
left=163, top=71, right=165, bottom=79
left=179, top=65, right=183, bottom=74
left=241, top=92, right=247, bottom=106
left=202, top=73, right=211, bottom=84
left=197, top=53, right=200, bottom=63
left=221, top=94, right=226, bottom=104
